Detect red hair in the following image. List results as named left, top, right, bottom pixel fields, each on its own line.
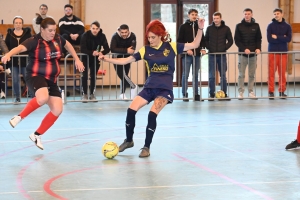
left=145, top=19, right=171, bottom=44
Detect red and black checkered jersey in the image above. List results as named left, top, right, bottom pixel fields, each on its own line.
left=22, top=34, right=66, bottom=83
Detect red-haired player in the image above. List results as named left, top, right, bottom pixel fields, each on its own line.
left=99, top=19, right=205, bottom=157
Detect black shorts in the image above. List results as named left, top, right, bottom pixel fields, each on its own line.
left=26, top=76, right=61, bottom=98
left=139, top=88, right=174, bottom=104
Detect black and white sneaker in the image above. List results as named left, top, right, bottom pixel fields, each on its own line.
left=29, top=133, right=44, bottom=150
left=285, top=139, right=300, bottom=150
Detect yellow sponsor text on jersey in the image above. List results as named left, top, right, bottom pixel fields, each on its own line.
left=151, top=63, right=169, bottom=72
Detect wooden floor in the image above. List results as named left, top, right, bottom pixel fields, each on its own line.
left=0, top=96, right=300, bottom=200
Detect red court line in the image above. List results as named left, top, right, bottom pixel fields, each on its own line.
left=173, top=153, right=274, bottom=200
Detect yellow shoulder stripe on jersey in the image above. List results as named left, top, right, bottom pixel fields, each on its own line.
left=138, top=46, right=146, bottom=59
left=170, top=42, right=177, bottom=55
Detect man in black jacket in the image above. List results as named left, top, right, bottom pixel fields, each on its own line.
left=177, top=9, right=206, bottom=102
left=58, top=4, right=84, bottom=46
left=205, top=12, right=233, bottom=100
left=110, top=24, right=138, bottom=100
left=234, top=8, right=262, bottom=100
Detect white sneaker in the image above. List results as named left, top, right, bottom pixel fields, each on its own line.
left=29, top=133, right=44, bottom=150
left=119, top=93, right=128, bottom=100
left=81, top=94, right=88, bottom=103
left=5, top=68, right=11, bottom=75
left=238, top=92, right=243, bottom=100
left=249, top=92, right=257, bottom=99
left=0, top=91, right=5, bottom=99
left=130, top=85, right=139, bottom=99
left=9, top=115, right=22, bottom=128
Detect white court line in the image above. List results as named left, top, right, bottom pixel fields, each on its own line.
left=1, top=180, right=300, bottom=195
left=0, top=133, right=295, bottom=144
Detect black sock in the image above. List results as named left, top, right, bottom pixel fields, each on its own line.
left=125, top=108, right=137, bottom=142
left=144, top=111, right=157, bottom=148
left=34, top=131, right=41, bottom=136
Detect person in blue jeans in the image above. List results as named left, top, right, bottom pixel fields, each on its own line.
left=177, top=9, right=206, bottom=101
left=5, top=16, right=32, bottom=103
left=204, top=12, right=233, bottom=100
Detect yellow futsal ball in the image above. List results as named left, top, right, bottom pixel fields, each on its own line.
left=215, top=90, right=225, bottom=98
left=102, top=141, right=119, bottom=159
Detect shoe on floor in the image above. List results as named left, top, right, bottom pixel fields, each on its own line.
left=0, top=91, right=5, bottom=99
left=269, top=92, right=274, bottom=100
left=119, top=93, right=128, bottom=100
left=285, top=139, right=300, bottom=150
left=119, top=139, right=134, bottom=152
left=130, top=85, right=139, bottom=99
left=14, top=98, right=21, bottom=104
left=238, top=92, right=243, bottom=100
left=208, top=94, right=215, bottom=101
left=29, top=133, right=44, bottom=150
left=89, top=94, right=98, bottom=102
left=82, top=94, right=88, bottom=103
left=183, top=93, right=189, bottom=102
left=279, top=92, right=287, bottom=99
left=218, top=94, right=231, bottom=101
left=194, top=94, right=203, bottom=101
left=139, top=147, right=150, bottom=158
left=9, top=115, right=22, bottom=128
left=249, top=92, right=257, bottom=100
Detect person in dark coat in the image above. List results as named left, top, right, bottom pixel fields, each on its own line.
left=80, top=21, right=110, bottom=102
left=5, top=16, right=32, bottom=103
left=177, top=9, right=206, bottom=101
left=234, top=8, right=262, bottom=99
left=110, top=24, right=138, bottom=100
left=204, top=12, right=233, bottom=100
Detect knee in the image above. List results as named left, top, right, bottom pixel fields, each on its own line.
left=36, top=96, right=49, bottom=106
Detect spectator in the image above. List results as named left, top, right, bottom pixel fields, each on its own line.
left=177, top=8, right=206, bottom=102
left=58, top=4, right=84, bottom=48
left=267, top=8, right=292, bottom=99
left=234, top=8, right=262, bottom=100
left=110, top=24, right=138, bottom=100
left=0, top=34, right=9, bottom=98
left=204, top=12, right=233, bottom=101
left=80, top=21, right=110, bottom=102
left=32, top=4, right=52, bottom=34
left=5, top=16, right=32, bottom=103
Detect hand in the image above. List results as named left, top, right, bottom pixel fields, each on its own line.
left=272, top=34, right=277, bottom=39
left=187, top=50, right=193, bottom=56
left=127, top=47, right=135, bottom=54
left=201, top=49, right=206, bottom=55
left=1, top=55, right=11, bottom=64
left=92, top=51, right=99, bottom=56
left=75, top=59, right=85, bottom=72
left=0, top=65, right=3, bottom=71
left=244, top=49, right=251, bottom=54
left=197, top=18, right=205, bottom=30
left=98, top=54, right=105, bottom=61
left=255, top=49, right=261, bottom=54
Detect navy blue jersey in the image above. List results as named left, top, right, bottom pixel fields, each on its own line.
left=132, top=42, right=184, bottom=90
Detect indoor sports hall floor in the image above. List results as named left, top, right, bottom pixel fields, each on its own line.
left=1, top=97, right=300, bottom=200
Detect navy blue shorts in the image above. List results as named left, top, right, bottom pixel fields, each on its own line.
left=138, top=88, right=174, bottom=104
left=26, top=76, right=61, bottom=98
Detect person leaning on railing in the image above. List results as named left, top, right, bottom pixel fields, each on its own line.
left=80, top=20, right=110, bottom=102
left=99, top=18, right=205, bottom=158
left=1, top=17, right=84, bottom=150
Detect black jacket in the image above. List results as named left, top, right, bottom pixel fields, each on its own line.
left=5, top=27, right=32, bottom=67
left=177, top=19, right=206, bottom=56
left=110, top=30, right=136, bottom=58
left=58, top=15, right=85, bottom=36
left=234, top=18, right=262, bottom=57
left=80, top=29, right=110, bottom=63
left=204, top=20, right=233, bottom=53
